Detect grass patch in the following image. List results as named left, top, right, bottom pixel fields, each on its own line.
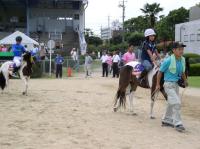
left=188, top=76, right=200, bottom=88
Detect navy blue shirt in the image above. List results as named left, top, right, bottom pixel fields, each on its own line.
left=12, top=44, right=26, bottom=57
left=141, top=40, right=156, bottom=62
left=55, top=56, right=64, bottom=65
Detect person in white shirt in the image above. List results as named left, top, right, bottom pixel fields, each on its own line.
left=112, top=51, right=121, bottom=78
left=100, top=51, right=109, bottom=77
left=70, top=48, right=78, bottom=62
left=31, top=45, right=39, bottom=56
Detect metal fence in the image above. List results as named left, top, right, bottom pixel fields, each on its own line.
left=0, top=59, right=102, bottom=78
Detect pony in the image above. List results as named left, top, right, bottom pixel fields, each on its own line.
left=113, top=61, right=167, bottom=119
left=0, top=52, right=33, bottom=95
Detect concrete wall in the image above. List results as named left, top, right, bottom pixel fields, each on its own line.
left=175, top=19, right=200, bottom=54
left=189, top=6, right=200, bottom=21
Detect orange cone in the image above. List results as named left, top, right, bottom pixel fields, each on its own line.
left=67, top=67, right=72, bottom=77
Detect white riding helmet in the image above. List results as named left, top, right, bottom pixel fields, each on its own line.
left=144, top=28, right=156, bottom=37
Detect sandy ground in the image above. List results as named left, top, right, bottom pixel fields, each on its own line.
left=0, top=72, right=200, bottom=149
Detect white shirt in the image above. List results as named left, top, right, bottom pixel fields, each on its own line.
left=71, top=51, right=77, bottom=61
left=112, top=54, right=120, bottom=63
left=101, top=55, right=108, bottom=63
left=32, top=47, right=39, bottom=53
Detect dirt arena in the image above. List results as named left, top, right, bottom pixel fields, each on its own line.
left=0, top=73, right=200, bottom=149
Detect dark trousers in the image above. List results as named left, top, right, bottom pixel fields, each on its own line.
left=112, top=62, right=119, bottom=78
left=56, top=64, right=62, bottom=78
left=102, top=63, right=108, bottom=77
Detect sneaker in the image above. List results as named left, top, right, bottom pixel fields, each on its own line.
left=162, top=122, right=174, bottom=128
left=175, top=125, right=185, bottom=132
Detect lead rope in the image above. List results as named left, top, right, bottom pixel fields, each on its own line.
left=181, top=88, right=187, bottom=101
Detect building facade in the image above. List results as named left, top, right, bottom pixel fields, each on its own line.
left=101, top=27, right=112, bottom=41
left=0, top=0, right=88, bottom=50
left=175, top=6, right=200, bottom=54
left=175, top=20, right=200, bottom=54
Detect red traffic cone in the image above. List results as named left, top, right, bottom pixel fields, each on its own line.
left=67, top=67, right=72, bottom=77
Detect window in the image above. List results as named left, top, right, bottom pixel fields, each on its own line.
left=197, top=34, right=200, bottom=41
left=190, top=34, right=195, bottom=42
left=74, top=14, right=79, bottom=20
left=184, top=35, right=188, bottom=42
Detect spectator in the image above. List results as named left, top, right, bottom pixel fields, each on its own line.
left=39, top=45, right=46, bottom=60
left=31, top=44, right=39, bottom=60
left=1, top=45, right=7, bottom=52
left=84, top=52, right=93, bottom=78
left=122, top=44, right=136, bottom=64
left=70, top=48, right=78, bottom=62
left=100, top=51, right=109, bottom=77
left=112, top=51, right=120, bottom=78
left=55, top=54, right=64, bottom=78
left=107, top=53, right=113, bottom=74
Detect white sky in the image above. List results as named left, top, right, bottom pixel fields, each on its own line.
left=85, top=0, right=199, bottom=35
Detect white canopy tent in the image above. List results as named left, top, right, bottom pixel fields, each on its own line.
left=0, top=31, right=39, bottom=45
left=0, top=31, right=39, bottom=51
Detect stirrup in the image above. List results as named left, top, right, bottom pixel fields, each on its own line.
left=10, top=72, right=19, bottom=78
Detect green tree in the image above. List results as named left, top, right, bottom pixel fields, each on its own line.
left=196, top=2, right=200, bottom=7
left=86, top=36, right=103, bottom=47
left=166, top=7, right=189, bottom=39
left=124, top=16, right=149, bottom=33
left=126, top=32, right=144, bottom=46
left=140, top=3, right=163, bottom=28
left=155, top=17, right=172, bottom=41
left=110, top=35, right=123, bottom=45
left=84, top=28, right=103, bottom=47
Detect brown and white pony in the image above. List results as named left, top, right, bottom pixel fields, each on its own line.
left=113, top=61, right=167, bottom=119
left=0, top=52, right=33, bottom=95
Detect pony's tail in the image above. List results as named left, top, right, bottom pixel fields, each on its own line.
left=114, top=88, right=126, bottom=108
left=0, top=71, right=6, bottom=90
left=118, top=89, right=126, bottom=108
left=114, top=65, right=133, bottom=109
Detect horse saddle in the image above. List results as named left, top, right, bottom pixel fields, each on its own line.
left=8, top=63, right=20, bottom=75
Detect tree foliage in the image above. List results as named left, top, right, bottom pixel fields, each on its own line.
left=126, top=32, right=144, bottom=46
left=155, top=7, right=189, bottom=40
left=124, top=16, right=149, bottom=33
left=140, top=3, right=163, bottom=28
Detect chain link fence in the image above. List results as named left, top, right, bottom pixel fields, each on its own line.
left=0, top=59, right=102, bottom=78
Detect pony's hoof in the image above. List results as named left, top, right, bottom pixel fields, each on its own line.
left=113, top=107, right=118, bottom=112
left=150, top=116, right=156, bottom=119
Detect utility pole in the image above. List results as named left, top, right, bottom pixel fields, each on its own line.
left=119, top=0, right=126, bottom=43
left=108, top=15, right=111, bottom=45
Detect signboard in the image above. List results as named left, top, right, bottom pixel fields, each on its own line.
left=47, top=40, right=55, bottom=49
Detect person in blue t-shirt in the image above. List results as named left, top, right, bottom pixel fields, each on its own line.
left=12, top=36, right=26, bottom=73
left=55, top=54, right=64, bottom=78
left=156, top=42, right=188, bottom=132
